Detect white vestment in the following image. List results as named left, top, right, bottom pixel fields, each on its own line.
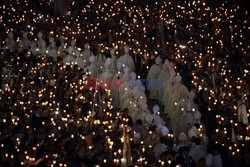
left=117, top=54, right=135, bottom=72
left=147, top=64, right=161, bottom=99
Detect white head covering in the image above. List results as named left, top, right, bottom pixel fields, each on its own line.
left=84, top=43, right=90, bottom=49
left=124, top=66, right=130, bottom=74
left=110, top=49, right=115, bottom=56
left=188, top=90, right=196, bottom=100
left=155, top=56, right=162, bottom=64
left=68, top=46, right=74, bottom=54
left=116, top=63, right=122, bottom=71
left=178, top=133, right=187, bottom=142
left=71, top=40, right=76, bottom=46
left=145, top=114, right=153, bottom=123
left=130, top=72, right=137, bottom=80
left=37, top=32, right=43, bottom=39
left=160, top=126, right=169, bottom=136
left=188, top=126, right=198, bottom=139
left=49, top=37, right=54, bottom=43
left=124, top=45, right=129, bottom=53
left=75, top=50, right=80, bottom=57
left=22, top=32, right=28, bottom=38
left=104, top=58, right=111, bottom=69
left=175, top=74, right=182, bottom=83
left=162, top=63, right=168, bottom=70
left=153, top=105, right=160, bottom=114
left=89, top=55, right=95, bottom=63
left=170, top=70, right=175, bottom=78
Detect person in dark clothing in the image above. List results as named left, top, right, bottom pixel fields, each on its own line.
left=176, top=146, right=196, bottom=167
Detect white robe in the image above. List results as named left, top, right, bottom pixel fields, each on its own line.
left=63, top=54, right=74, bottom=65
left=110, top=55, right=117, bottom=74
left=153, top=114, right=166, bottom=126
left=189, top=145, right=206, bottom=164
left=86, top=63, right=98, bottom=77
left=73, top=56, right=85, bottom=69
left=156, top=69, right=169, bottom=103
left=98, top=69, right=114, bottom=85
left=153, top=143, right=168, bottom=158
left=238, top=102, right=249, bottom=125
left=117, top=54, right=135, bottom=72
left=82, top=49, right=93, bottom=67
left=206, top=154, right=222, bottom=167
left=147, top=64, right=161, bottom=99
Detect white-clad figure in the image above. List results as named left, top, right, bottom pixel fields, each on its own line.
left=63, top=46, right=74, bottom=65
left=163, top=69, right=176, bottom=113
left=109, top=49, right=117, bottom=74
left=186, top=90, right=196, bottom=112
left=82, top=43, right=93, bottom=67
left=29, top=42, right=38, bottom=55
left=99, top=58, right=114, bottom=85
left=117, top=45, right=135, bottom=72
left=156, top=60, right=170, bottom=104
left=175, top=133, right=188, bottom=151
left=153, top=126, right=169, bottom=158
left=237, top=98, right=249, bottom=125
left=18, top=32, right=30, bottom=52
left=131, top=96, right=148, bottom=123
left=123, top=91, right=138, bottom=116
left=206, top=152, right=223, bottom=167
left=177, top=112, right=194, bottom=136
left=73, top=51, right=85, bottom=69
left=37, top=32, right=46, bottom=51
left=85, top=55, right=97, bottom=77
left=95, top=46, right=106, bottom=74
left=152, top=105, right=166, bottom=126
left=147, top=56, right=162, bottom=99
left=58, top=36, right=67, bottom=56
left=47, top=37, right=57, bottom=60
left=4, top=32, right=16, bottom=51
left=111, top=63, right=123, bottom=108
left=164, top=74, right=181, bottom=116
left=119, top=67, right=131, bottom=104
left=188, top=124, right=199, bottom=139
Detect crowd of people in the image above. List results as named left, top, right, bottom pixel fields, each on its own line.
left=0, top=0, right=249, bottom=166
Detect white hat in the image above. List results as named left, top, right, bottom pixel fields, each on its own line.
left=89, top=55, right=95, bottom=63
left=155, top=56, right=162, bottom=64
left=178, top=133, right=187, bottom=141
left=153, top=105, right=160, bottom=114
